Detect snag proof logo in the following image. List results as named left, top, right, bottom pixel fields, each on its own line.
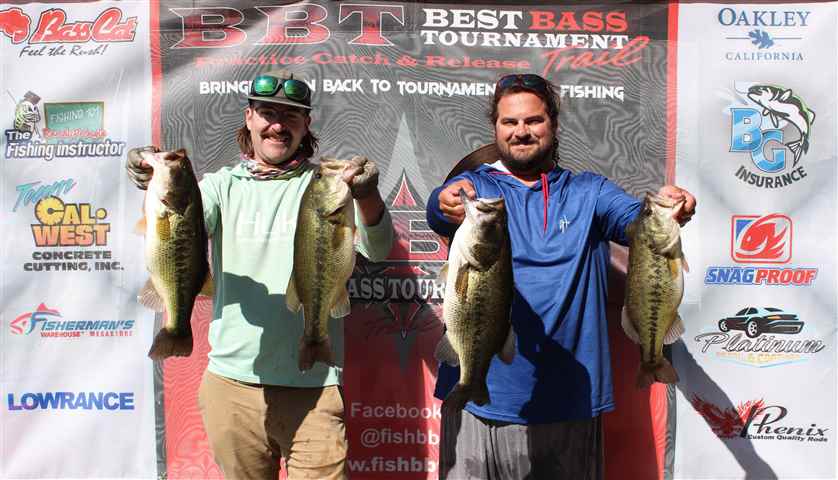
left=705, top=213, right=817, bottom=287
left=729, top=82, right=814, bottom=189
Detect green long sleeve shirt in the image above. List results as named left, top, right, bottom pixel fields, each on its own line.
left=199, top=162, right=393, bottom=386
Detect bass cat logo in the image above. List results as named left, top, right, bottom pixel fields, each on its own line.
left=0, top=7, right=136, bottom=45
left=730, top=83, right=814, bottom=188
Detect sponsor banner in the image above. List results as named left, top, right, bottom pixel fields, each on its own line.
left=676, top=3, right=837, bottom=479
left=157, top=1, right=671, bottom=478
left=0, top=1, right=155, bottom=479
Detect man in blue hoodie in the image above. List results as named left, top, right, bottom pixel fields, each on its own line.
left=426, top=73, right=695, bottom=479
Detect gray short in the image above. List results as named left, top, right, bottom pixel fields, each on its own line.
left=439, top=408, right=603, bottom=480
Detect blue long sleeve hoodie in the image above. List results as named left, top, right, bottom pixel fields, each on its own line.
left=427, top=162, right=642, bottom=424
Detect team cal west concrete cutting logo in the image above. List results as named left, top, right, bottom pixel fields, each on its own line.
left=730, top=82, right=815, bottom=189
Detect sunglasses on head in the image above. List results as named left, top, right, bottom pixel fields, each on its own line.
left=251, top=75, right=310, bottom=102
left=496, top=74, right=549, bottom=93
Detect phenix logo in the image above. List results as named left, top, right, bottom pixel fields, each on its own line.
left=730, top=83, right=814, bottom=188
left=690, top=396, right=765, bottom=438
left=11, top=303, right=61, bottom=335
left=0, top=7, right=136, bottom=45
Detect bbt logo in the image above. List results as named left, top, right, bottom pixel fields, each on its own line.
left=731, top=214, right=792, bottom=264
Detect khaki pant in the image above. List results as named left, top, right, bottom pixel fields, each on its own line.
left=198, top=370, right=347, bottom=480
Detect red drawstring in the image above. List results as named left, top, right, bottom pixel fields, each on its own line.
left=488, top=170, right=549, bottom=233
left=541, top=173, right=549, bottom=233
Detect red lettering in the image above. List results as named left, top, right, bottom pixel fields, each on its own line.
left=755, top=269, right=769, bottom=284
left=540, top=36, right=648, bottom=76
left=30, top=9, right=90, bottom=43
left=582, top=11, right=604, bottom=32
left=606, top=11, right=628, bottom=32
left=171, top=8, right=246, bottom=48
left=339, top=4, right=403, bottom=46
left=528, top=11, right=555, bottom=30
left=257, top=4, right=329, bottom=45
left=556, top=12, right=580, bottom=31
left=91, top=8, right=137, bottom=42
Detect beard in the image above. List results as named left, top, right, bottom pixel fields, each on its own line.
left=497, top=138, right=554, bottom=175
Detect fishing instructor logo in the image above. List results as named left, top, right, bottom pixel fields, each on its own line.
left=730, top=83, right=814, bottom=189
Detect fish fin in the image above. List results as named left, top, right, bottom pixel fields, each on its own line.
left=330, top=288, right=351, bottom=318
left=138, top=278, right=165, bottom=313
left=198, top=273, right=214, bottom=297
left=298, top=337, right=334, bottom=372
left=286, top=275, right=301, bottom=313
left=668, top=257, right=686, bottom=279
left=663, top=314, right=685, bottom=345
left=681, top=255, right=690, bottom=273
left=134, top=216, right=146, bottom=235
left=434, top=333, right=460, bottom=367
left=497, top=326, right=516, bottom=365
left=778, top=89, right=792, bottom=102
left=438, top=263, right=449, bottom=283
left=454, top=266, right=469, bottom=297
left=148, top=329, right=193, bottom=360
left=620, top=306, right=642, bottom=344
left=637, top=359, right=679, bottom=388
left=808, top=108, right=816, bottom=124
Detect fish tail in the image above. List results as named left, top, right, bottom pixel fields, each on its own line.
left=147, top=328, right=193, bottom=360
left=298, top=337, right=334, bottom=372
left=442, top=382, right=490, bottom=412
left=636, top=358, right=679, bottom=388
left=786, top=139, right=804, bottom=167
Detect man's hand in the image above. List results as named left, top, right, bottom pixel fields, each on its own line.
left=657, top=185, right=696, bottom=226
left=126, top=146, right=158, bottom=190
left=342, top=156, right=379, bottom=199
left=438, top=179, right=477, bottom=225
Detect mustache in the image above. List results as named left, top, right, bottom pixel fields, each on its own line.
left=263, top=131, right=291, bottom=142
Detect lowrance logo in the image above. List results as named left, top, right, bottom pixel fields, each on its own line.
left=7, top=391, right=135, bottom=411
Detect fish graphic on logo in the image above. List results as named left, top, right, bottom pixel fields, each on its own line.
left=11, top=303, right=61, bottom=335
left=731, top=214, right=792, bottom=264
left=0, top=8, right=30, bottom=44
left=746, top=85, right=815, bottom=167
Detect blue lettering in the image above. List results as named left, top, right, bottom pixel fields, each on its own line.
left=89, top=392, right=103, bottom=410
left=120, top=392, right=135, bottom=410
left=104, top=392, right=120, bottom=410
left=743, top=268, right=755, bottom=283
left=752, top=129, right=785, bottom=173
left=731, top=109, right=762, bottom=152
left=73, top=392, right=88, bottom=409
left=718, top=8, right=736, bottom=25
left=22, top=393, right=38, bottom=410
left=8, top=394, right=21, bottom=411
left=59, top=392, right=71, bottom=409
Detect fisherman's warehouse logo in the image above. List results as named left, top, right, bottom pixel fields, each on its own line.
left=693, top=305, right=825, bottom=368
left=730, top=83, right=815, bottom=188
left=691, top=395, right=829, bottom=443
left=705, top=214, right=817, bottom=286
left=11, top=303, right=134, bottom=338
left=23, top=194, right=123, bottom=273
left=5, top=96, right=126, bottom=161
left=719, top=7, right=808, bottom=62
left=0, top=7, right=136, bottom=57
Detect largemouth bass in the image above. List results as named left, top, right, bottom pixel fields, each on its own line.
left=622, top=193, right=687, bottom=388
left=286, top=159, right=356, bottom=371
left=133, top=147, right=212, bottom=360
left=435, top=189, right=515, bottom=410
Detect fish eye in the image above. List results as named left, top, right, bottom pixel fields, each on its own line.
left=314, top=172, right=322, bottom=179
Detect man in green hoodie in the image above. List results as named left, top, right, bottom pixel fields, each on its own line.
left=126, top=69, right=393, bottom=479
